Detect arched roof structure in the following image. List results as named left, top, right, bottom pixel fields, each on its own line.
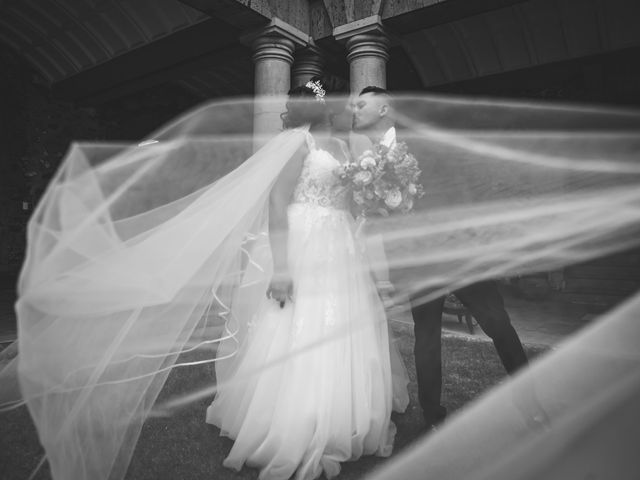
left=0, top=0, right=638, bottom=102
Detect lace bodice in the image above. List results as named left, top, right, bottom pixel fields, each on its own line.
left=291, top=134, right=351, bottom=211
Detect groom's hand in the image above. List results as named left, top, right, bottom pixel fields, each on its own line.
left=267, top=272, right=294, bottom=308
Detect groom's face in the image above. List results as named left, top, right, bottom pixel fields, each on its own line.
left=352, top=93, right=387, bottom=131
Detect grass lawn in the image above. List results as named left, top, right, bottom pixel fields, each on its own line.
left=0, top=331, right=548, bottom=480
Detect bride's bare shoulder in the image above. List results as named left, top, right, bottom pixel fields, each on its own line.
left=327, top=137, right=353, bottom=163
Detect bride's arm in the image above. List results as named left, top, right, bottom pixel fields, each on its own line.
left=267, top=145, right=306, bottom=307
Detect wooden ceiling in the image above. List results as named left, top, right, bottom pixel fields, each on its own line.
left=1, top=0, right=639, bottom=103
left=398, top=0, right=640, bottom=88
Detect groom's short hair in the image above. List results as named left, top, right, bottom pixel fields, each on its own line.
left=359, top=86, right=393, bottom=109
left=359, top=86, right=390, bottom=96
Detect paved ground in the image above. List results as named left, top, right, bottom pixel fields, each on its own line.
left=441, top=289, right=595, bottom=348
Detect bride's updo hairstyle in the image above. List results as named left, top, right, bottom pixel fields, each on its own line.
left=281, top=75, right=347, bottom=129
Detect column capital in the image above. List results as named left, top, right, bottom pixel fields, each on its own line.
left=344, top=33, right=390, bottom=64
left=334, top=16, right=390, bottom=92
left=250, top=35, right=296, bottom=64
left=333, top=15, right=389, bottom=42
left=333, top=15, right=390, bottom=64
left=242, top=17, right=311, bottom=64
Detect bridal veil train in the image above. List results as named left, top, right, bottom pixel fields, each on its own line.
left=1, top=93, right=640, bottom=479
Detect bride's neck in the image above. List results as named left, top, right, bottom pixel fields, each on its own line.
left=310, top=119, right=332, bottom=135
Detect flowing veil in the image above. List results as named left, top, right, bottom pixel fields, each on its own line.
left=0, top=99, right=311, bottom=479
left=364, top=96, right=640, bottom=479
left=1, top=94, right=640, bottom=479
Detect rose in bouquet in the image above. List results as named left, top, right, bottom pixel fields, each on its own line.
left=334, top=142, right=424, bottom=216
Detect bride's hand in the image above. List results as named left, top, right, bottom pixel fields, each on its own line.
left=354, top=214, right=367, bottom=238
left=267, top=272, right=294, bottom=308
left=377, top=280, right=396, bottom=309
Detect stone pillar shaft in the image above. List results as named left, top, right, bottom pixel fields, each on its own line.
left=346, top=33, right=389, bottom=93
left=251, top=35, right=295, bottom=143
left=242, top=18, right=310, bottom=147
left=334, top=17, right=392, bottom=284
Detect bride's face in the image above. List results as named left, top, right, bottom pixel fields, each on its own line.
left=329, top=97, right=355, bottom=132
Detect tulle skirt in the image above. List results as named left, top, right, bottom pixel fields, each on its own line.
left=206, top=202, right=409, bottom=480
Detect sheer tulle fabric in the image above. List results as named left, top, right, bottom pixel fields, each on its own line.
left=5, top=115, right=309, bottom=479
left=363, top=98, right=640, bottom=479
left=1, top=95, right=639, bottom=479
left=370, top=293, right=640, bottom=480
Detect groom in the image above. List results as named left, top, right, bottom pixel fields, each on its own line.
left=352, top=86, right=530, bottom=429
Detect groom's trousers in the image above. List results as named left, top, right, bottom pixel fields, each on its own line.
left=411, top=280, right=529, bottom=426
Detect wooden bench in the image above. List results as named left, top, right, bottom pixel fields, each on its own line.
left=443, top=293, right=476, bottom=334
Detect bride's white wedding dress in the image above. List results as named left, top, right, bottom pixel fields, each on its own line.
left=206, top=132, right=409, bottom=480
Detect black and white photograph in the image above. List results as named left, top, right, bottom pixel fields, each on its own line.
left=1, top=1, right=640, bottom=479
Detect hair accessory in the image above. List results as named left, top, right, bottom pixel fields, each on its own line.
left=305, top=80, right=326, bottom=103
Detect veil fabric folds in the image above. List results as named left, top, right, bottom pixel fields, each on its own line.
left=2, top=99, right=309, bottom=479
left=368, top=98, right=640, bottom=301
left=364, top=97, right=640, bottom=479
left=1, top=95, right=640, bottom=480
left=369, top=292, right=640, bottom=480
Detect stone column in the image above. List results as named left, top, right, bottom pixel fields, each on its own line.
left=335, top=17, right=392, bottom=286
left=243, top=18, right=310, bottom=146
left=250, top=35, right=295, bottom=143
left=346, top=33, right=390, bottom=93
left=291, top=45, right=325, bottom=88
left=334, top=16, right=390, bottom=94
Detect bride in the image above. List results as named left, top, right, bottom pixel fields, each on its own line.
left=206, top=77, right=409, bottom=479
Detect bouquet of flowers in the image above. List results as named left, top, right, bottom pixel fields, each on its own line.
left=334, top=142, right=424, bottom=216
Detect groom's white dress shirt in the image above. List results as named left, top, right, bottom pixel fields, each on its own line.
left=380, top=126, right=397, bottom=149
